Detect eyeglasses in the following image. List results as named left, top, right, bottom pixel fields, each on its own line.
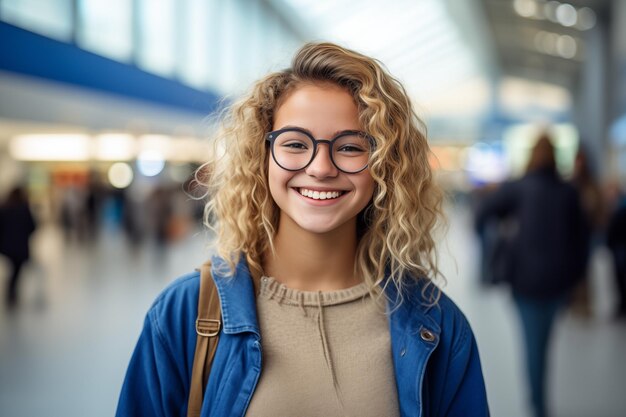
left=266, top=127, right=375, bottom=174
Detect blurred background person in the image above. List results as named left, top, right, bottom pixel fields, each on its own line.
left=0, top=186, right=37, bottom=308
left=475, top=133, right=587, bottom=417
left=569, top=146, right=606, bottom=317
left=607, top=184, right=626, bottom=318
left=85, top=170, right=105, bottom=243
left=60, top=182, right=88, bottom=242
left=473, top=181, right=518, bottom=287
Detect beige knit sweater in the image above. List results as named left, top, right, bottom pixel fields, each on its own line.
left=245, top=276, right=400, bottom=417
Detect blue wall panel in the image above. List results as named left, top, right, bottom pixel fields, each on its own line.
left=0, top=22, right=220, bottom=115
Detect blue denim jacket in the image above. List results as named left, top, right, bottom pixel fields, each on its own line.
left=116, top=257, right=489, bottom=417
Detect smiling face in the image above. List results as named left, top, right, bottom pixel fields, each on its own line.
left=268, top=83, right=375, bottom=237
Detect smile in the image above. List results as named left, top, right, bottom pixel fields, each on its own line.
left=298, top=188, right=345, bottom=200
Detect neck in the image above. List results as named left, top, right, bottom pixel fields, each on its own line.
left=263, top=217, right=360, bottom=291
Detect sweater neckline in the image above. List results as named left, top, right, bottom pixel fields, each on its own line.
left=259, top=276, right=370, bottom=307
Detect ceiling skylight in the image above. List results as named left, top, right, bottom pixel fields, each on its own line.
left=276, top=0, right=481, bottom=102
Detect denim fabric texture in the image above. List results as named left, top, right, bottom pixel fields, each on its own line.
left=116, top=256, right=489, bottom=417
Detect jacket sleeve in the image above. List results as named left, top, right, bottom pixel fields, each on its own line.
left=441, top=325, right=489, bottom=417
left=116, top=308, right=188, bottom=417
left=430, top=306, right=490, bottom=417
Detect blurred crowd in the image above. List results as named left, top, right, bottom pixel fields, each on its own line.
left=0, top=167, right=206, bottom=309
left=472, top=132, right=626, bottom=417
left=474, top=135, right=626, bottom=319
left=53, top=170, right=204, bottom=246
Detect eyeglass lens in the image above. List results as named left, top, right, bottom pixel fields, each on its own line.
left=272, top=130, right=371, bottom=173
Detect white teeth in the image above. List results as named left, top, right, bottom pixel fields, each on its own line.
left=299, top=188, right=342, bottom=200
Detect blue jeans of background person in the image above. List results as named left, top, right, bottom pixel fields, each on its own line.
left=513, top=294, right=564, bottom=417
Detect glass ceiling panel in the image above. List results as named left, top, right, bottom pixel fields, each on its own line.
left=277, top=0, right=481, bottom=103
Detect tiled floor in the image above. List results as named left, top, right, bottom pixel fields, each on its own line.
left=1, top=204, right=625, bottom=417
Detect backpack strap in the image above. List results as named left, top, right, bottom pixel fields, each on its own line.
left=187, top=261, right=222, bottom=417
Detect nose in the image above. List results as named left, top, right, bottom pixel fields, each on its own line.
left=305, top=142, right=338, bottom=178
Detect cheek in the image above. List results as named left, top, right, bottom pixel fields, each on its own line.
left=357, top=173, right=376, bottom=201
left=267, top=159, right=289, bottom=202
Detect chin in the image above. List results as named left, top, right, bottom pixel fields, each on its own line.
left=294, top=216, right=353, bottom=236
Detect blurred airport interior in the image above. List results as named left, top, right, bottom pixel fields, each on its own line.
left=1, top=0, right=626, bottom=416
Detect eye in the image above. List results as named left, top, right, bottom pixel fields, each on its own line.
left=280, top=141, right=310, bottom=150
left=274, top=130, right=313, bottom=153
left=334, top=133, right=371, bottom=155
left=336, top=144, right=366, bottom=153
left=280, top=141, right=308, bottom=149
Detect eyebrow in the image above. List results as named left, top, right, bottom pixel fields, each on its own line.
left=278, top=125, right=363, bottom=138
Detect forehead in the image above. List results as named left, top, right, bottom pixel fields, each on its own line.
left=273, top=83, right=361, bottom=133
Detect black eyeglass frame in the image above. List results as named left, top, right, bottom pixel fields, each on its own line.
left=265, top=127, right=376, bottom=174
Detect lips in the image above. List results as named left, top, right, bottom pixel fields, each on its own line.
left=297, top=187, right=346, bottom=200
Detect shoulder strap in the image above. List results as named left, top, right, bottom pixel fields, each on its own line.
left=187, top=261, right=222, bottom=417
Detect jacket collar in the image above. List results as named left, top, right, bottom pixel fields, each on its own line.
left=384, top=278, right=442, bottom=336
left=211, top=255, right=261, bottom=337
left=210, top=255, right=443, bottom=339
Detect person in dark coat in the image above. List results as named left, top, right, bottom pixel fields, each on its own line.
left=476, top=134, right=587, bottom=417
left=0, top=186, right=37, bottom=307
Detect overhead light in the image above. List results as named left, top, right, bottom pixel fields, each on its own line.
left=9, top=134, right=91, bottom=161
left=137, top=150, right=165, bottom=177
left=513, top=0, right=545, bottom=20
left=519, top=1, right=595, bottom=31
left=544, top=1, right=560, bottom=22
left=513, top=0, right=538, bottom=18
left=556, top=35, right=577, bottom=59
left=575, top=7, right=596, bottom=30
left=556, top=3, right=577, bottom=27
left=534, top=31, right=558, bottom=55
left=95, top=133, right=136, bottom=161
left=534, top=30, right=579, bottom=60
left=108, top=162, right=134, bottom=189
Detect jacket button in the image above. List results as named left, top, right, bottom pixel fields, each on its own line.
left=400, top=348, right=406, bottom=357
left=420, top=328, right=436, bottom=342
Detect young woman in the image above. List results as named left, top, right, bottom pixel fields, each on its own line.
left=116, top=42, right=489, bottom=417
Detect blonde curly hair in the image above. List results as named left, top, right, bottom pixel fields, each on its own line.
left=199, top=42, right=444, bottom=299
